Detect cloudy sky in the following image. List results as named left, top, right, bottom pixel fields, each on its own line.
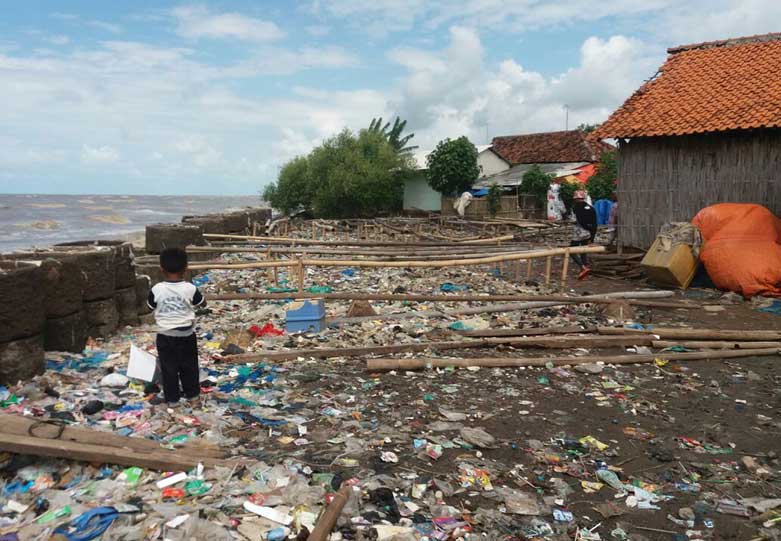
left=1, top=1, right=779, bottom=195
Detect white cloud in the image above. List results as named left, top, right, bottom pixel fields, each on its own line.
left=0, top=39, right=377, bottom=194
left=388, top=27, right=656, bottom=149
left=658, top=0, right=781, bottom=45
left=86, top=20, right=122, bottom=34
left=52, top=12, right=122, bottom=34
left=311, top=0, right=675, bottom=34
left=81, top=145, right=120, bottom=164
left=172, top=5, right=285, bottom=42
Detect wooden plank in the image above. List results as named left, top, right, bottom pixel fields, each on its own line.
left=0, top=432, right=234, bottom=471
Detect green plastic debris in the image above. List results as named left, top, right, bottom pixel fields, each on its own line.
left=307, top=285, right=332, bottom=294
left=0, top=394, right=19, bottom=409
left=118, top=467, right=143, bottom=486
left=312, top=473, right=335, bottom=488
left=448, top=321, right=472, bottom=331
left=267, top=287, right=296, bottom=293
left=186, top=480, right=211, bottom=495
left=36, top=506, right=71, bottom=524
left=169, top=434, right=190, bottom=444
left=232, top=397, right=256, bottom=407
left=537, top=376, right=550, bottom=385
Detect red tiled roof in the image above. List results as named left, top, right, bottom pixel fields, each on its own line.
left=594, top=33, right=781, bottom=139
left=491, top=130, right=613, bottom=164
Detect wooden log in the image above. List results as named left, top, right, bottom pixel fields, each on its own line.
left=598, top=327, right=781, bottom=341
left=0, top=413, right=225, bottom=458
left=526, top=259, right=532, bottom=278
left=189, top=246, right=605, bottom=271
left=0, top=432, right=234, bottom=471
left=457, top=325, right=593, bottom=337
left=652, top=340, right=781, bottom=350
left=308, top=485, right=353, bottom=541
left=219, top=334, right=656, bottom=363
left=366, top=348, right=781, bottom=372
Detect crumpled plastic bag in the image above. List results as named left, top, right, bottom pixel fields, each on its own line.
left=100, top=373, right=129, bottom=388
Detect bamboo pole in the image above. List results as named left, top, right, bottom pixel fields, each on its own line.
left=545, top=256, right=552, bottom=284
left=218, top=334, right=658, bottom=363
left=206, top=291, right=688, bottom=309
left=598, top=327, right=781, bottom=341
left=308, top=485, right=352, bottom=541
left=202, top=233, right=515, bottom=247
left=458, top=325, right=593, bottom=337
left=561, top=249, right=570, bottom=283
left=526, top=259, right=532, bottom=279
left=189, top=245, right=605, bottom=271
left=653, top=340, right=781, bottom=350
left=366, top=348, right=781, bottom=372
left=445, top=290, right=674, bottom=316
left=297, top=258, right=305, bottom=292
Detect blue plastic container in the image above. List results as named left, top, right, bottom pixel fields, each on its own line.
left=285, top=299, right=326, bottom=333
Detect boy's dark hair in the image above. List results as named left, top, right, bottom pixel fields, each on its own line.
left=159, top=248, right=188, bottom=274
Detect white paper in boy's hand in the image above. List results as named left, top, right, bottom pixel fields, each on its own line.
left=127, top=345, right=157, bottom=382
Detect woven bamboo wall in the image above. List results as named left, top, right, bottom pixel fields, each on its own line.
left=618, top=130, right=781, bottom=248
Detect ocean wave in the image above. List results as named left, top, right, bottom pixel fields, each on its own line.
left=29, top=203, right=66, bottom=209
left=89, top=214, right=130, bottom=225
left=15, top=220, right=61, bottom=230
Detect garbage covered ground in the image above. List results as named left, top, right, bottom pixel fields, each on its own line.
left=1, top=226, right=780, bottom=541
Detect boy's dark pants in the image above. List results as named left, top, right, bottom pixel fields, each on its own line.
left=156, top=333, right=200, bottom=403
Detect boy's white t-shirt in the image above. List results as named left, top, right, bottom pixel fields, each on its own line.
left=147, top=281, right=205, bottom=336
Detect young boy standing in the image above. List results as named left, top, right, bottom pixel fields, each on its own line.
left=147, top=248, right=206, bottom=406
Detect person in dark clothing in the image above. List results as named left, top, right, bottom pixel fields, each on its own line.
left=147, top=248, right=206, bottom=406
left=569, top=190, right=598, bottom=280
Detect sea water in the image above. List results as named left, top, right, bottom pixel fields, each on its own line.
left=0, top=194, right=262, bottom=252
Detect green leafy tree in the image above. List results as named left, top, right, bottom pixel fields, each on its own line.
left=586, top=150, right=617, bottom=201
left=368, top=116, right=418, bottom=154
left=558, top=180, right=579, bottom=211
left=262, top=156, right=311, bottom=215
left=520, top=165, right=555, bottom=205
left=425, top=136, right=480, bottom=196
left=312, top=129, right=411, bottom=218
left=263, top=127, right=413, bottom=218
left=486, top=184, right=502, bottom=217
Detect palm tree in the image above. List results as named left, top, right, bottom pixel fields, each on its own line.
left=368, top=116, right=418, bottom=154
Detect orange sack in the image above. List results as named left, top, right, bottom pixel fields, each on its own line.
left=691, top=203, right=781, bottom=298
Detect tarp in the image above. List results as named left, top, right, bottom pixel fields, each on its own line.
left=594, top=199, right=613, bottom=225
left=691, top=203, right=781, bottom=298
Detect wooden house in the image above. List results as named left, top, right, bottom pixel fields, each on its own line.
left=593, top=33, right=781, bottom=248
